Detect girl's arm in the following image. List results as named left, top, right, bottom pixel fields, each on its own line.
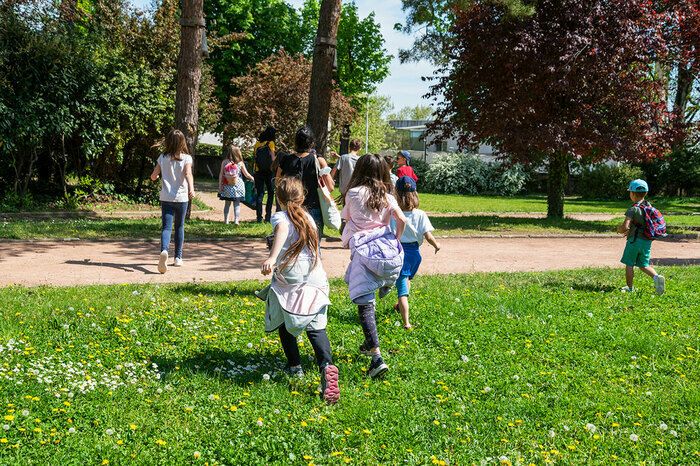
left=150, top=162, right=161, bottom=181
left=261, top=222, right=289, bottom=275
left=218, top=160, right=226, bottom=190
left=390, top=204, right=407, bottom=241
left=318, top=157, right=335, bottom=191
left=239, top=161, right=254, bottom=181
left=424, top=231, right=441, bottom=254
left=185, top=162, right=195, bottom=199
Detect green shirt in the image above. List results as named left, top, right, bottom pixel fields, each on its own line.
left=625, top=204, right=645, bottom=239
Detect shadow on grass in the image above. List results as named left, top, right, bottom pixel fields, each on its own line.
left=168, top=282, right=261, bottom=298
left=431, top=215, right=615, bottom=233
left=652, top=258, right=700, bottom=266
left=153, top=348, right=288, bottom=387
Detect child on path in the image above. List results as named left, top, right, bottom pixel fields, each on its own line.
left=150, top=129, right=194, bottom=274
left=396, top=150, right=418, bottom=182
left=384, top=154, right=398, bottom=185
left=253, top=126, right=277, bottom=223
left=342, top=154, right=407, bottom=379
left=330, top=139, right=362, bottom=198
left=617, top=179, right=666, bottom=294
left=258, top=176, right=340, bottom=404
left=391, top=176, right=441, bottom=329
left=218, top=145, right=254, bottom=225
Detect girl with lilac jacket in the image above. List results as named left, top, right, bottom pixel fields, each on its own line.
left=341, top=154, right=407, bottom=379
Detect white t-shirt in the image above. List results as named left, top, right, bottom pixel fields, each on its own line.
left=271, top=211, right=317, bottom=266
left=158, top=153, right=192, bottom=202
left=391, top=209, right=434, bottom=244
left=335, top=152, right=360, bottom=194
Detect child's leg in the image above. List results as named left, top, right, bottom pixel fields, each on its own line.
left=306, top=329, right=333, bottom=369
left=278, top=326, right=302, bottom=367
left=233, top=199, right=241, bottom=223
left=173, top=201, right=187, bottom=260
left=223, top=200, right=231, bottom=223
left=639, top=266, right=658, bottom=278
left=625, top=266, right=635, bottom=288
left=160, top=202, right=175, bottom=253
left=355, top=295, right=380, bottom=352
left=395, top=275, right=411, bottom=328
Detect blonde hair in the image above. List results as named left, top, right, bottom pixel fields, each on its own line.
left=163, top=129, right=188, bottom=161
left=223, top=145, right=243, bottom=163
left=275, top=177, right=319, bottom=270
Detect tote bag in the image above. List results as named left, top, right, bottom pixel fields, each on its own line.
left=314, top=154, right=341, bottom=230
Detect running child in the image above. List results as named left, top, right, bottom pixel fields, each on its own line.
left=218, top=145, right=254, bottom=225
left=391, top=176, right=441, bottom=329
left=396, top=150, right=418, bottom=182
left=342, top=154, right=407, bottom=379
left=258, top=176, right=340, bottom=404
left=617, top=179, right=666, bottom=294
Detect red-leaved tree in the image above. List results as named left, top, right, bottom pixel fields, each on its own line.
left=429, top=0, right=671, bottom=217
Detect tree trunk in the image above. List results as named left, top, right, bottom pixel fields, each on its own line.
left=307, top=0, right=341, bottom=158
left=176, top=0, right=204, bottom=156
left=671, top=62, right=696, bottom=151
left=176, top=0, right=204, bottom=218
left=547, top=154, right=568, bottom=219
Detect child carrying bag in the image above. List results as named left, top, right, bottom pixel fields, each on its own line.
left=634, top=200, right=667, bottom=240
left=314, top=153, right=342, bottom=231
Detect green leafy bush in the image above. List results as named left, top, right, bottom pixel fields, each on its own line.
left=578, top=163, right=645, bottom=199
left=423, top=153, right=528, bottom=196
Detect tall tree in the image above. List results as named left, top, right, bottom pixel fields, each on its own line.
left=307, top=0, right=342, bottom=157
left=388, top=104, right=434, bottom=121
left=204, top=0, right=306, bottom=129
left=395, top=0, right=533, bottom=65
left=429, top=0, right=670, bottom=218
left=226, top=51, right=354, bottom=150
left=175, top=0, right=205, bottom=156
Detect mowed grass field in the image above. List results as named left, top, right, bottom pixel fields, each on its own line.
left=0, top=268, right=698, bottom=464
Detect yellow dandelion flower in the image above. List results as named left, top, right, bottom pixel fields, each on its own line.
left=155, top=439, right=166, bottom=446
left=129, top=424, right=137, bottom=430
left=433, top=420, right=440, bottom=426
left=362, top=429, right=371, bottom=435
left=303, top=455, right=313, bottom=460
left=331, top=451, right=343, bottom=457
left=101, top=460, right=109, bottom=465
left=0, top=438, right=7, bottom=444
left=116, top=440, right=124, bottom=446
left=612, top=422, right=620, bottom=427
left=3, top=415, right=14, bottom=422
left=343, top=458, right=352, bottom=464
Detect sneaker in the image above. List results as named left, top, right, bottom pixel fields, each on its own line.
left=621, top=286, right=635, bottom=293
left=368, top=357, right=388, bottom=379
left=320, top=364, right=340, bottom=404
left=654, top=275, right=666, bottom=295
left=158, top=250, right=168, bottom=274
left=287, top=365, right=304, bottom=378
left=173, top=257, right=183, bottom=267
left=359, top=342, right=373, bottom=356
left=378, top=285, right=392, bottom=299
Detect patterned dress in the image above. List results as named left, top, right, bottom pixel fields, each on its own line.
left=219, top=162, right=245, bottom=200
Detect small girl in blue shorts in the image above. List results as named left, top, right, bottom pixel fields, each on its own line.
left=391, top=176, right=441, bottom=329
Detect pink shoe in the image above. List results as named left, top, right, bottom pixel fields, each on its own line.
left=321, top=364, right=340, bottom=404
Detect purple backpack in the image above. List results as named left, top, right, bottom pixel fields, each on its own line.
left=635, top=201, right=667, bottom=240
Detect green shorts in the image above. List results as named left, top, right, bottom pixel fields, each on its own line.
left=620, top=238, right=652, bottom=268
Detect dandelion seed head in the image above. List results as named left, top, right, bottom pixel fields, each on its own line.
left=585, top=423, right=597, bottom=433
left=629, top=433, right=639, bottom=442
left=659, top=422, right=668, bottom=431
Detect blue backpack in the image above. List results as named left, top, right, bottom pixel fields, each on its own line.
left=634, top=201, right=667, bottom=240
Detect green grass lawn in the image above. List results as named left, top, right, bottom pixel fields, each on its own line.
left=417, top=194, right=700, bottom=215
left=2, top=215, right=699, bottom=240
left=0, top=268, right=698, bottom=463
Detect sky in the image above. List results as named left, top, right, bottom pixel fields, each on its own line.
left=131, top=0, right=436, bottom=113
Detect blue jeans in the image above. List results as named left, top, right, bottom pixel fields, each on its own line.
left=161, top=201, right=188, bottom=259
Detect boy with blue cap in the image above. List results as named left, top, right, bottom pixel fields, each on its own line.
left=396, top=150, right=418, bottom=182
left=390, top=176, right=441, bottom=328
left=617, top=179, right=665, bottom=294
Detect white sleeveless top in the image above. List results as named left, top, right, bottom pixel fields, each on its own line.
left=158, top=153, right=192, bottom=202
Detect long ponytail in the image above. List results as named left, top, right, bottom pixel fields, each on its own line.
left=276, top=177, right=318, bottom=270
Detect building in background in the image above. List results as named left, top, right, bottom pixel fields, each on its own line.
left=388, top=120, right=496, bottom=163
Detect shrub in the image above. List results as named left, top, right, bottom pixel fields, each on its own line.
left=641, top=145, right=700, bottom=196
left=423, top=153, right=527, bottom=196
left=197, top=143, right=222, bottom=160
left=578, top=163, right=644, bottom=199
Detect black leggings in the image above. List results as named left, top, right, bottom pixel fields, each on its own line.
left=358, top=302, right=380, bottom=349
left=254, top=174, right=275, bottom=221
left=278, top=326, right=333, bottom=370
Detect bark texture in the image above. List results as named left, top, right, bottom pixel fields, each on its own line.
left=307, top=0, right=342, bottom=157
left=547, top=154, right=568, bottom=219
left=175, top=0, right=204, bottom=156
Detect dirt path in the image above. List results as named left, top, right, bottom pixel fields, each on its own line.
left=2, top=237, right=698, bottom=287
